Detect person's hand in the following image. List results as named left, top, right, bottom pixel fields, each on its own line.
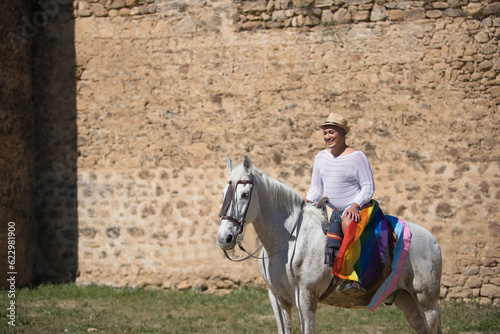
left=344, top=203, right=361, bottom=222
left=303, top=198, right=311, bottom=203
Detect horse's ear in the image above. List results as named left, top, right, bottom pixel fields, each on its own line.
left=227, top=155, right=233, bottom=175
left=243, top=155, right=253, bottom=174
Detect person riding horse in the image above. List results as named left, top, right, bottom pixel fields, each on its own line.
left=218, top=155, right=442, bottom=333
left=305, top=112, right=375, bottom=291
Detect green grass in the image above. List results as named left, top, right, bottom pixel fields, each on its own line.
left=1, top=283, right=499, bottom=333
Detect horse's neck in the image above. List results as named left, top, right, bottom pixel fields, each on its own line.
left=252, top=185, right=301, bottom=254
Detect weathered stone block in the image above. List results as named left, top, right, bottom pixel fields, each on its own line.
left=333, top=8, right=352, bottom=23
left=321, top=9, right=335, bottom=25
left=118, top=8, right=130, bottom=16
left=304, top=14, right=321, bottom=25
left=449, top=43, right=465, bottom=58
left=125, top=0, right=139, bottom=8
left=388, top=9, right=404, bottom=20
left=447, top=0, right=461, bottom=9
left=481, top=43, right=498, bottom=55
left=293, top=0, right=315, bottom=7
left=443, top=8, right=462, bottom=17
left=371, top=4, right=388, bottom=21
left=404, top=8, right=425, bottom=20
left=481, top=266, right=498, bottom=276
left=448, top=286, right=472, bottom=298
left=241, top=0, right=268, bottom=13
left=426, top=10, right=443, bottom=18
left=465, top=3, right=484, bottom=17
left=109, top=0, right=125, bottom=10
left=464, top=43, right=478, bottom=56
left=467, top=276, right=483, bottom=288
left=272, top=10, right=288, bottom=20
left=433, top=2, right=450, bottom=9
left=478, top=60, right=493, bottom=71
left=315, top=0, right=334, bottom=8
left=481, top=284, right=500, bottom=298
left=484, top=3, right=500, bottom=16
left=474, top=31, right=490, bottom=43
left=493, top=58, right=500, bottom=71
left=463, top=264, right=480, bottom=276
left=345, top=0, right=373, bottom=5
left=490, top=86, right=500, bottom=98
left=352, top=10, right=370, bottom=22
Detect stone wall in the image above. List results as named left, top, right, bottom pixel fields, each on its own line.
left=236, top=0, right=499, bottom=30
left=0, top=0, right=37, bottom=288
left=5, top=0, right=499, bottom=302
left=31, top=2, right=79, bottom=283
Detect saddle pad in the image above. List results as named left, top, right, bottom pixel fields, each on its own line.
left=332, top=200, right=412, bottom=311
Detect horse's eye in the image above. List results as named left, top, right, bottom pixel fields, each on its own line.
left=241, top=193, right=249, bottom=199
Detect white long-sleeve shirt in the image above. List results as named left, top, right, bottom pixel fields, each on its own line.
left=306, top=150, right=375, bottom=211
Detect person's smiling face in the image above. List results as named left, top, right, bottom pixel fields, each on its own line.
left=323, top=125, right=345, bottom=151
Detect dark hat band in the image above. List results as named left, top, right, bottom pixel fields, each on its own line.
left=323, top=121, right=347, bottom=128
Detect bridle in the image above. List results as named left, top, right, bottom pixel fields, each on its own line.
left=218, top=177, right=305, bottom=262
left=218, top=179, right=254, bottom=231
left=218, top=179, right=261, bottom=262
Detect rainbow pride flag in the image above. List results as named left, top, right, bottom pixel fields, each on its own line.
left=332, top=200, right=412, bottom=311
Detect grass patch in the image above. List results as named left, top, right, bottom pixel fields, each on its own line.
left=1, top=283, right=499, bottom=333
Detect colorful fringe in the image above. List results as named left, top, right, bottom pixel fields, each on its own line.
left=332, top=200, right=412, bottom=311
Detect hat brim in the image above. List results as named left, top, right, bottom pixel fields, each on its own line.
left=319, top=122, right=350, bottom=134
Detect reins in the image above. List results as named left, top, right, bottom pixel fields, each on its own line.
left=223, top=243, right=264, bottom=262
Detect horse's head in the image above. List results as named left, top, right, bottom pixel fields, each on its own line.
left=217, top=155, right=259, bottom=251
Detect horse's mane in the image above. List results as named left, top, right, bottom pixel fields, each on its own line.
left=253, top=168, right=306, bottom=213
left=252, top=167, right=326, bottom=226
left=229, top=161, right=325, bottom=225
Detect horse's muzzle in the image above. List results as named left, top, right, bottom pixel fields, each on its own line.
left=217, top=220, right=240, bottom=251
left=217, top=230, right=237, bottom=250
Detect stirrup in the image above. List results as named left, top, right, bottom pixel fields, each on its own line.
left=338, top=280, right=367, bottom=293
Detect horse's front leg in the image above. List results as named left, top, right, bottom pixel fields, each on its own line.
left=268, top=288, right=293, bottom=334
left=295, top=288, right=318, bottom=334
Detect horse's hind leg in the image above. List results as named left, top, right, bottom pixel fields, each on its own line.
left=416, top=290, right=442, bottom=334
left=421, top=301, right=441, bottom=334
left=268, top=289, right=293, bottom=334
left=394, top=290, right=427, bottom=333
left=394, top=290, right=441, bottom=334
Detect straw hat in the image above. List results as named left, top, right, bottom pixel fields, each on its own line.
left=319, top=113, right=350, bottom=134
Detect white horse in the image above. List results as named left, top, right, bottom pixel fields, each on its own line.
left=217, top=156, right=442, bottom=334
